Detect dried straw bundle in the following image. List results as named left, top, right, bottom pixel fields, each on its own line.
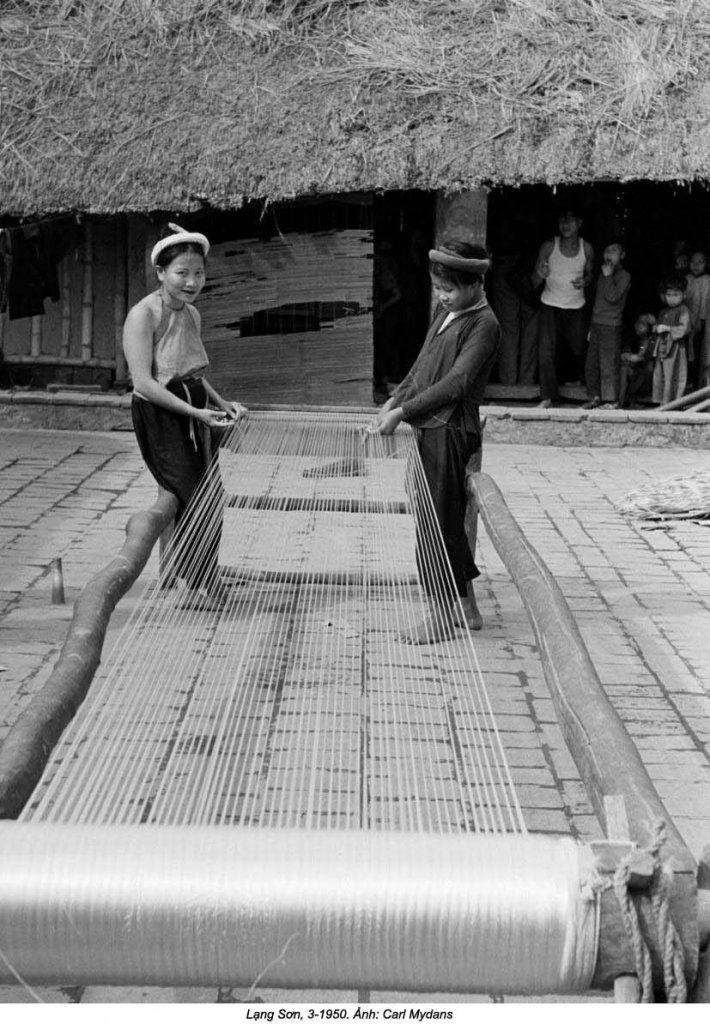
left=618, top=471, right=710, bottom=521
left=1, top=0, right=709, bottom=214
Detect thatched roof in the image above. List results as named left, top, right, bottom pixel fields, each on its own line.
left=2, top=0, right=710, bottom=216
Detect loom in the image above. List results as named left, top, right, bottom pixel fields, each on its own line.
left=0, top=409, right=707, bottom=1002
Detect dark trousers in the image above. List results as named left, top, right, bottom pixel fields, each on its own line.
left=538, top=304, right=588, bottom=401
left=411, top=425, right=480, bottom=603
left=585, top=323, right=622, bottom=402
left=491, top=262, right=540, bottom=385
left=132, top=382, right=223, bottom=589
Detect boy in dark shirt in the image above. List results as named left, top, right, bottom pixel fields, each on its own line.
left=583, top=239, right=631, bottom=409
left=371, top=239, right=501, bottom=643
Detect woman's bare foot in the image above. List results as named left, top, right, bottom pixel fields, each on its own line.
left=454, top=582, right=483, bottom=631
left=402, top=604, right=456, bottom=644
left=454, top=600, right=483, bottom=631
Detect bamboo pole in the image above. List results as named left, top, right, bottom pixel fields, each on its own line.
left=687, top=398, right=710, bottom=413
left=30, top=315, right=42, bottom=358
left=60, top=258, right=72, bottom=359
left=80, top=220, right=94, bottom=364
left=114, top=216, right=128, bottom=383
left=3, top=354, right=115, bottom=368
left=658, top=385, right=710, bottom=411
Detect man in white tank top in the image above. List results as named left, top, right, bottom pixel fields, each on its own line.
left=532, top=204, right=594, bottom=406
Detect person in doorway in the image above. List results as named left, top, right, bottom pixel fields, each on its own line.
left=619, top=314, right=655, bottom=408
left=683, top=249, right=710, bottom=387
left=651, top=274, right=692, bottom=406
left=123, top=223, right=246, bottom=611
left=583, top=238, right=631, bottom=409
left=369, top=239, right=500, bottom=644
left=533, top=203, right=595, bottom=406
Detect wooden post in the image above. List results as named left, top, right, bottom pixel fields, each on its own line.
left=80, top=220, right=94, bottom=364
left=691, top=846, right=710, bottom=1003
left=30, top=315, right=42, bottom=359
left=114, top=216, right=128, bottom=384
left=605, top=795, right=642, bottom=1003
left=60, top=258, right=72, bottom=359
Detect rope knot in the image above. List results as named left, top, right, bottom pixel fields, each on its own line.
left=612, top=819, right=687, bottom=1003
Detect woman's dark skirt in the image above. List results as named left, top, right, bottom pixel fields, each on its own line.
left=131, top=379, right=222, bottom=590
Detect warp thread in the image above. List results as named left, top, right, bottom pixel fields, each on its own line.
left=612, top=820, right=687, bottom=1003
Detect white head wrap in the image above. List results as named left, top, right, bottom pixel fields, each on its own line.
left=150, top=222, right=210, bottom=267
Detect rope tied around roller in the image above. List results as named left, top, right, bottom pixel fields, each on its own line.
left=612, top=821, right=687, bottom=1003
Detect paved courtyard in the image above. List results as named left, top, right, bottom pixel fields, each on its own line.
left=0, top=425, right=709, bottom=1004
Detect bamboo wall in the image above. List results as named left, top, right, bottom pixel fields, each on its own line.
left=0, top=189, right=489, bottom=401
left=0, top=216, right=148, bottom=387
left=197, top=229, right=373, bottom=406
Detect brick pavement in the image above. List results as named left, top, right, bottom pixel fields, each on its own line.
left=0, top=427, right=709, bottom=1003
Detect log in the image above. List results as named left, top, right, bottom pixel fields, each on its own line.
left=0, top=490, right=178, bottom=819
left=467, top=471, right=699, bottom=993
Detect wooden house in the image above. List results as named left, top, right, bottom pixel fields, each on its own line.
left=1, top=0, right=710, bottom=403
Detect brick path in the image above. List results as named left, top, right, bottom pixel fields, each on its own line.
left=0, top=428, right=709, bottom=1004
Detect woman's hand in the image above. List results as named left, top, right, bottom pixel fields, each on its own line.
left=227, top=401, right=248, bottom=420
left=369, top=407, right=404, bottom=436
left=199, top=408, right=233, bottom=428
left=206, top=399, right=248, bottom=427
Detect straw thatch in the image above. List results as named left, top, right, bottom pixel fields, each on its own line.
left=618, top=471, right=710, bottom=520
left=2, top=0, right=710, bottom=216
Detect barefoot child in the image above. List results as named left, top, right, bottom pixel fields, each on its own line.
left=123, top=223, right=246, bottom=611
left=651, top=274, right=692, bottom=406
left=370, top=240, right=500, bottom=643
left=583, top=238, right=631, bottom=409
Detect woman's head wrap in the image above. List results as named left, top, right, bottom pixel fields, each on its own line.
left=429, top=245, right=491, bottom=275
left=151, top=222, right=210, bottom=267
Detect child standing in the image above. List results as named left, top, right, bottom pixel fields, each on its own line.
left=371, top=240, right=500, bottom=643
left=684, top=249, right=710, bottom=386
left=583, top=238, right=631, bottom=408
left=651, top=274, right=692, bottom=406
left=123, top=223, right=246, bottom=611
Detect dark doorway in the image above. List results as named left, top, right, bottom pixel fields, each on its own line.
left=486, top=181, right=710, bottom=395
left=372, top=190, right=436, bottom=402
